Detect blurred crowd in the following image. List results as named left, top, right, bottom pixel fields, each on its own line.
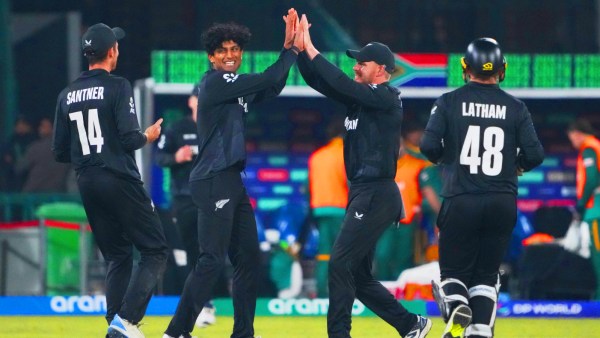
left=0, top=115, right=75, bottom=194
left=3, top=113, right=595, bottom=302
left=2, top=111, right=598, bottom=302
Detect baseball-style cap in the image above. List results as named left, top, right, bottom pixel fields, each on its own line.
left=82, top=23, right=125, bottom=56
left=346, top=42, right=395, bottom=74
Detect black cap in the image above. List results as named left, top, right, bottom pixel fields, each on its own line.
left=346, top=42, right=395, bottom=74
left=82, top=23, right=125, bottom=56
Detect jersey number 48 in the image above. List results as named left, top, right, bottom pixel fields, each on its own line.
left=69, top=109, right=104, bottom=155
left=460, top=125, right=504, bottom=176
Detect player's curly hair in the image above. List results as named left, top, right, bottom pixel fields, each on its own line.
left=202, top=22, right=251, bottom=55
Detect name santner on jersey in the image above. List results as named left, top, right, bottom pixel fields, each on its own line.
left=462, top=102, right=506, bottom=120
left=66, top=86, right=105, bottom=105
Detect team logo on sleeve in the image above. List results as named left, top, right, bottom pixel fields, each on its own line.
left=223, top=73, right=239, bottom=83
left=584, top=158, right=595, bottom=168
left=431, top=106, right=437, bottom=115
left=344, top=117, right=358, bottom=131
left=129, top=97, right=136, bottom=114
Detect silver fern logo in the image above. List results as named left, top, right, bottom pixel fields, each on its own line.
left=215, top=199, right=230, bottom=211
left=223, top=73, right=239, bottom=83
left=354, top=211, right=364, bottom=220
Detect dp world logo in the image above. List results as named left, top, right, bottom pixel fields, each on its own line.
left=223, top=73, right=239, bottom=83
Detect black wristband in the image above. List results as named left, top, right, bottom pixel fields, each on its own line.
left=289, top=46, right=301, bottom=54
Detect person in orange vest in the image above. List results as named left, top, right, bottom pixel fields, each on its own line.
left=401, top=120, right=443, bottom=262
left=374, top=137, right=428, bottom=280
left=308, top=116, right=348, bottom=297
left=567, top=118, right=600, bottom=299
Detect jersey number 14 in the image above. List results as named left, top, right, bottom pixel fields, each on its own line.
left=69, top=109, right=104, bottom=155
left=460, top=125, right=504, bottom=176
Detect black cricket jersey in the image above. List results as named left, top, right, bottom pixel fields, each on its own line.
left=156, top=116, right=197, bottom=196
left=189, top=48, right=297, bottom=181
left=53, top=69, right=146, bottom=181
left=420, top=81, right=544, bottom=197
left=298, top=53, right=402, bottom=183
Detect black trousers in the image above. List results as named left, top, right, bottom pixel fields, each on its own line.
left=77, top=167, right=168, bottom=324
left=327, top=181, right=417, bottom=338
left=437, top=193, right=516, bottom=287
left=173, top=195, right=229, bottom=297
left=166, top=169, right=259, bottom=338
left=173, top=195, right=200, bottom=267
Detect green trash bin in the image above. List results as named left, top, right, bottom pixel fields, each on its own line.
left=35, top=202, right=89, bottom=295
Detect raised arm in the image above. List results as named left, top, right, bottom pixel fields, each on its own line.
left=207, top=52, right=298, bottom=104
left=300, top=15, right=391, bottom=108
left=208, top=10, right=304, bottom=103
left=253, top=8, right=300, bottom=102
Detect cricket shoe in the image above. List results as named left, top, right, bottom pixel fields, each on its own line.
left=162, top=334, right=197, bottom=338
left=107, top=314, right=145, bottom=338
left=405, top=315, right=432, bottom=338
left=195, top=305, right=217, bottom=328
left=442, top=304, right=472, bottom=338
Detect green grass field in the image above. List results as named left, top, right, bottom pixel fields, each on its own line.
left=0, top=316, right=598, bottom=338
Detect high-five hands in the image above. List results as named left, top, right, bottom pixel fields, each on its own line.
left=144, top=118, right=163, bottom=143
left=299, top=14, right=319, bottom=60
left=284, top=9, right=316, bottom=54
left=283, top=8, right=298, bottom=49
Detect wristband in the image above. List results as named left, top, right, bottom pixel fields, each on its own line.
left=290, top=46, right=301, bottom=54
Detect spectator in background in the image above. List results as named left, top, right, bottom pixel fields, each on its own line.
left=375, top=138, right=427, bottom=281
left=0, top=115, right=37, bottom=192
left=308, top=115, right=348, bottom=297
left=16, top=118, right=71, bottom=193
left=403, top=120, right=443, bottom=262
left=156, top=84, right=217, bottom=328
left=418, top=165, right=443, bottom=262
left=402, top=120, right=426, bottom=160
left=269, top=201, right=318, bottom=299
left=567, top=119, right=600, bottom=300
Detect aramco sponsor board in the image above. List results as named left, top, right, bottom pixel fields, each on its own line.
left=0, top=296, right=599, bottom=317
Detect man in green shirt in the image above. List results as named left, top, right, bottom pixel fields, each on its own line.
left=567, top=119, right=600, bottom=299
